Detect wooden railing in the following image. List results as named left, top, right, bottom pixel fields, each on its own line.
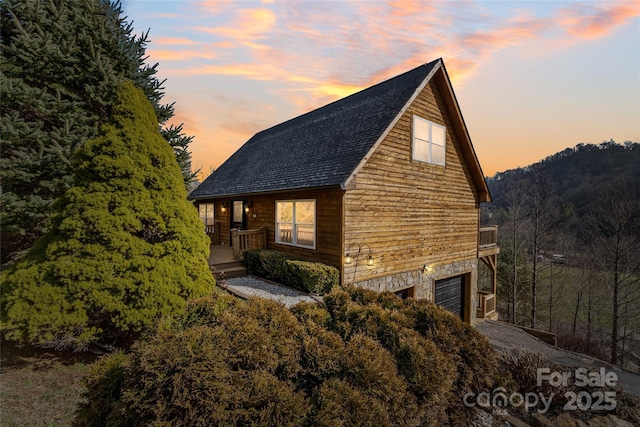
left=477, top=291, right=496, bottom=318
left=205, top=222, right=221, bottom=244
left=479, top=226, right=498, bottom=248
left=231, top=227, right=267, bottom=260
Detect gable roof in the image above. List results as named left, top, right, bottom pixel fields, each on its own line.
left=190, top=58, right=490, bottom=202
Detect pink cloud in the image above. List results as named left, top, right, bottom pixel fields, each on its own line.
left=153, top=37, right=202, bottom=46
left=196, top=7, right=276, bottom=41
left=560, top=2, right=640, bottom=39
left=147, top=49, right=216, bottom=61
left=153, top=0, right=639, bottom=173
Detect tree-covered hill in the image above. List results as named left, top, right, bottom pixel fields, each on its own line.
left=483, top=140, right=640, bottom=228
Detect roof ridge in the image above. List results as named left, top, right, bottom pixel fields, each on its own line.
left=190, top=58, right=444, bottom=199
left=252, top=59, right=441, bottom=141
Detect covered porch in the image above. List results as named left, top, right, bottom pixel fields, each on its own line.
left=207, top=227, right=267, bottom=265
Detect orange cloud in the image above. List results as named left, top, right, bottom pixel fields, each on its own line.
left=147, top=49, right=216, bottom=61
left=196, top=7, right=276, bottom=40
left=154, top=0, right=639, bottom=175
left=153, top=37, right=202, bottom=46
left=388, top=0, right=435, bottom=17
left=560, top=2, right=640, bottom=39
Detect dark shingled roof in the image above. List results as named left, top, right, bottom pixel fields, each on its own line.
left=190, top=59, right=439, bottom=199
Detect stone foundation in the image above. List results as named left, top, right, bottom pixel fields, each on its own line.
left=354, top=258, right=478, bottom=322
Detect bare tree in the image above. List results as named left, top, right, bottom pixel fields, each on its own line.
left=499, top=171, right=529, bottom=324
left=583, top=178, right=640, bottom=364
left=525, top=165, right=557, bottom=329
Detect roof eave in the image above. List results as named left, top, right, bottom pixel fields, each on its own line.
left=189, top=184, right=344, bottom=201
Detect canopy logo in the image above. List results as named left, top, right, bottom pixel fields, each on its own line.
left=463, top=367, right=618, bottom=414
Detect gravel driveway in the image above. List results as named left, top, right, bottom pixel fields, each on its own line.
left=476, top=320, right=640, bottom=397
left=223, top=276, right=320, bottom=308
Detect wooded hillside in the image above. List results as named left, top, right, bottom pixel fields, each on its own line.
left=483, top=140, right=640, bottom=230
left=480, top=140, right=639, bottom=370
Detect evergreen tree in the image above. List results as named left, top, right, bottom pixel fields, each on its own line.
left=0, top=0, right=197, bottom=265
left=0, top=82, right=213, bottom=348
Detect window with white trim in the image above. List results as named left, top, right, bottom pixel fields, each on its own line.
left=412, top=115, right=446, bottom=166
left=276, top=200, right=316, bottom=249
left=198, top=203, right=215, bottom=226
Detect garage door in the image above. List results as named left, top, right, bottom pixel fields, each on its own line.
left=435, top=275, right=465, bottom=319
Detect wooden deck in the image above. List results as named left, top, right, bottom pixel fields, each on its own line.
left=208, top=244, right=247, bottom=279
left=208, top=244, right=235, bottom=266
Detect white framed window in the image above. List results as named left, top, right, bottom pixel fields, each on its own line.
left=412, top=115, right=446, bottom=166
left=198, top=203, right=215, bottom=226
left=276, top=200, right=316, bottom=249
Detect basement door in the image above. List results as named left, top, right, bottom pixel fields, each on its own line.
left=435, top=275, right=465, bottom=319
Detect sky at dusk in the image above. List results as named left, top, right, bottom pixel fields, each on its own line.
left=123, top=0, right=640, bottom=179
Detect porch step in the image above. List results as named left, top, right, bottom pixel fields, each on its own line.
left=214, top=260, right=245, bottom=270
left=211, top=261, right=247, bottom=280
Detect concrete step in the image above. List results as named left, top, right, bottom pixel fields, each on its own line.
left=214, top=265, right=247, bottom=280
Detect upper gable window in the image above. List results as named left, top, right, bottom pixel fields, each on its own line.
left=412, top=115, right=446, bottom=166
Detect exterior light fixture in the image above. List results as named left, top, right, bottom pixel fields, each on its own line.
left=221, top=202, right=227, bottom=213
left=244, top=205, right=250, bottom=214
left=344, top=242, right=374, bottom=282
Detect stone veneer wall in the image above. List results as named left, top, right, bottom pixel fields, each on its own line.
left=353, top=258, right=478, bottom=322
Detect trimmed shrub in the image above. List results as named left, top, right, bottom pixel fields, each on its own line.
left=244, top=249, right=339, bottom=295
left=284, top=260, right=339, bottom=294
left=244, top=249, right=289, bottom=280
left=78, top=287, right=500, bottom=426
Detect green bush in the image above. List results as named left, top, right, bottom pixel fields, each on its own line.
left=284, top=260, right=339, bottom=294
left=244, top=250, right=339, bottom=295
left=244, top=249, right=289, bottom=280
left=0, top=83, right=213, bottom=348
left=77, top=286, right=500, bottom=426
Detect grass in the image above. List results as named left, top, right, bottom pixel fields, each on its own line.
left=0, top=341, right=98, bottom=427
left=492, top=259, right=640, bottom=369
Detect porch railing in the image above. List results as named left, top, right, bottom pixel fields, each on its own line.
left=231, top=227, right=267, bottom=260
left=205, top=222, right=221, bottom=244
left=477, top=291, right=496, bottom=318
left=479, top=226, right=498, bottom=248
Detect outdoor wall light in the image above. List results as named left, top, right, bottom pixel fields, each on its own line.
left=344, top=243, right=373, bottom=266
left=345, top=242, right=374, bottom=283
left=220, top=202, right=227, bottom=213
left=421, top=264, right=430, bottom=273
left=244, top=200, right=253, bottom=214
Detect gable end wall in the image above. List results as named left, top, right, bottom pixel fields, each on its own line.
left=343, top=77, right=480, bottom=320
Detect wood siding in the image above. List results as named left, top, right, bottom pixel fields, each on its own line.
left=197, top=189, right=343, bottom=270
left=344, top=77, right=480, bottom=283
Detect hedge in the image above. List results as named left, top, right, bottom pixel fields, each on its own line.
left=244, top=250, right=339, bottom=295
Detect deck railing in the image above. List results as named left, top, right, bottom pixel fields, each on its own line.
left=231, top=227, right=267, bottom=260
left=477, top=291, right=496, bottom=318
left=479, top=226, right=498, bottom=248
